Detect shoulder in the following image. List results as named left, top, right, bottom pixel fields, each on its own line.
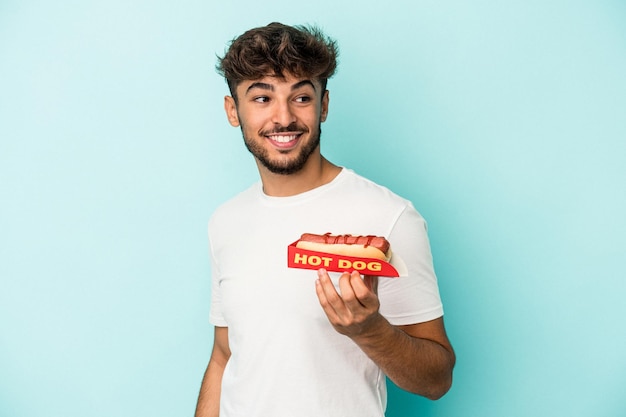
left=340, top=168, right=413, bottom=209
left=208, top=182, right=261, bottom=230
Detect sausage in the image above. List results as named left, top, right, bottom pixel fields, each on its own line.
left=296, top=233, right=391, bottom=261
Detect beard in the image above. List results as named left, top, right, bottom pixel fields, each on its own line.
left=241, top=122, right=322, bottom=175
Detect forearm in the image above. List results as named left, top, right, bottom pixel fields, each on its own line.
left=352, top=315, right=455, bottom=400
left=195, top=360, right=225, bottom=417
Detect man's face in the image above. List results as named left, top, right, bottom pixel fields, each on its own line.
left=224, top=73, right=329, bottom=175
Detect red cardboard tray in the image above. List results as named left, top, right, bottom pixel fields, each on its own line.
left=287, top=241, right=401, bottom=278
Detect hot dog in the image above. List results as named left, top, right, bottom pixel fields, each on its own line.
left=295, top=233, right=391, bottom=261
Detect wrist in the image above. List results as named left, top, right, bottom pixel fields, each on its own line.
left=352, top=313, right=394, bottom=346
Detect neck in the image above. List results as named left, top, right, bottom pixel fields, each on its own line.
left=257, top=154, right=341, bottom=197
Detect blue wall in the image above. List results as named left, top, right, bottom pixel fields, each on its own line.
left=1, top=1, right=625, bottom=416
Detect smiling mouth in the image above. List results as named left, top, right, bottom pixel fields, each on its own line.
left=265, top=132, right=303, bottom=148
left=267, top=133, right=300, bottom=142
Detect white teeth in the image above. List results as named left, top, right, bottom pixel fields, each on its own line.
left=269, top=135, right=298, bottom=143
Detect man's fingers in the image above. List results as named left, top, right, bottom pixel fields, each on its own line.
left=316, top=269, right=346, bottom=316
left=349, top=272, right=379, bottom=308
left=315, top=278, right=338, bottom=321
left=338, top=271, right=360, bottom=305
left=363, top=275, right=379, bottom=295
left=316, top=269, right=384, bottom=338
left=318, top=269, right=379, bottom=312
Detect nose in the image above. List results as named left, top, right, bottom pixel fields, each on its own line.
left=271, top=100, right=296, bottom=127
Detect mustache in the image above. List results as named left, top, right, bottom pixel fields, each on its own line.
left=260, top=123, right=309, bottom=135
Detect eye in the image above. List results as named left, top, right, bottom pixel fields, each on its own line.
left=295, top=95, right=312, bottom=103
left=253, top=96, right=270, bottom=103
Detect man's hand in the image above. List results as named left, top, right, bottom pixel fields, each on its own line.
left=315, top=269, right=383, bottom=338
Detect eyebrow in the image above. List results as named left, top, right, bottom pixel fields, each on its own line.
left=245, top=79, right=317, bottom=95
left=292, top=80, right=317, bottom=91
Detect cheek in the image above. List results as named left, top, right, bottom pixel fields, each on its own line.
left=247, top=107, right=274, bottom=125
left=299, top=108, right=323, bottom=126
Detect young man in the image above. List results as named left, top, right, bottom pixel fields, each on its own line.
left=195, top=22, right=455, bottom=417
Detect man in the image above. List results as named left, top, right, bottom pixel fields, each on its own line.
left=195, top=22, right=455, bottom=417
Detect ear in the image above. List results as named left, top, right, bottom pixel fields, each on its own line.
left=320, top=90, right=330, bottom=123
left=224, top=96, right=240, bottom=127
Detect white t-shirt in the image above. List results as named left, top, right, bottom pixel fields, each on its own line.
left=208, top=168, right=443, bottom=417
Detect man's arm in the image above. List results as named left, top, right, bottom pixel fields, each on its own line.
left=195, top=326, right=231, bottom=417
left=315, top=269, right=455, bottom=400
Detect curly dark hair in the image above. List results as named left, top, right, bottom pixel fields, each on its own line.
left=217, top=22, right=339, bottom=100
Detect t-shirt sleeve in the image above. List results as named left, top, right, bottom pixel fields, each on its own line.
left=378, top=203, right=444, bottom=325
left=207, top=227, right=228, bottom=327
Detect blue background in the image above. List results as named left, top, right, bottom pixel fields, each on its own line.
left=1, top=1, right=625, bottom=416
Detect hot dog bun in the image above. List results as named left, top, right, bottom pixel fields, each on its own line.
left=296, top=233, right=391, bottom=261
